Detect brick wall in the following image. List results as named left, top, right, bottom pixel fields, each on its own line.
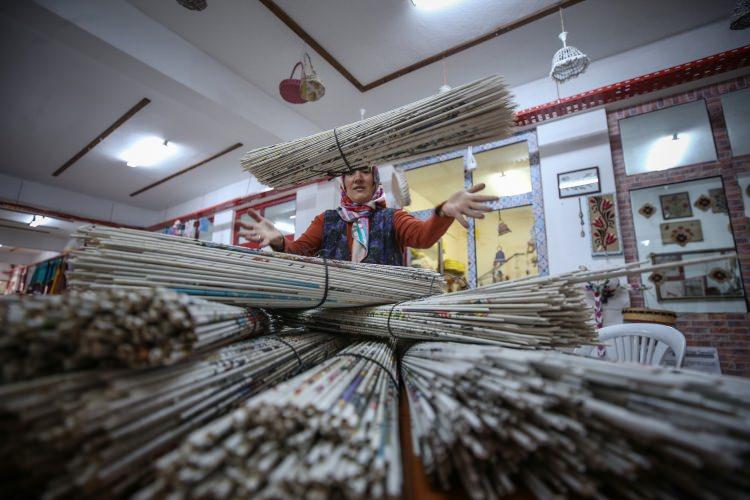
left=607, top=75, right=750, bottom=376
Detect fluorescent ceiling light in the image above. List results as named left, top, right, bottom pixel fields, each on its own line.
left=410, top=0, right=461, bottom=10
left=121, top=137, right=177, bottom=168
left=29, top=215, right=48, bottom=228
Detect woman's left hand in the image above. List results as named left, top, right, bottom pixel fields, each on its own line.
left=439, top=183, right=498, bottom=228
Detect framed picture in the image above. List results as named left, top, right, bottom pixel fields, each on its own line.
left=660, top=220, right=704, bottom=247
left=557, top=167, right=600, bottom=198
left=659, top=192, right=692, bottom=219
left=651, top=248, right=744, bottom=301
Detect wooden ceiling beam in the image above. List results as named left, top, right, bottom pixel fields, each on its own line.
left=258, top=0, right=585, bottom=92
left=52, top=97, right=151, bottom=177
left=129, top=142, right=243, bottom=197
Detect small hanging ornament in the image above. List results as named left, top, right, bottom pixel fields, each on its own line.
left=550, top=8, right=590, bottom=82
left=578, top=197, right=585, bottom=237
left=299, top=53, right=326, bottom=102
left=497, top=212, right=511, bottom=237
left=730, top=0, right=750, bottom=30
left=464, top=146, right=477, bottom=171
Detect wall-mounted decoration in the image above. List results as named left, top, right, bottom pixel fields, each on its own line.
left=557, top=166, right=600, bottom=198
left=587, top=193, right=622, bottom=255
left=578, top=198, right=585, bottom=237
left=660, top=192, right=692, bottom=220
left=638, top=202, right=656, bottom=218
left=651, top=249, right=744, bottom=301
left=693, top=194, right=714, bottom=212
left=660, top=220, right=703, bottom=246
left=708, top=187, right=728, bottom=214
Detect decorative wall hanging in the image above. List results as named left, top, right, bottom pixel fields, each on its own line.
left=693, top=194, right=714, bottom=212
left=587, top=193, right=622, bottom=255
left=660, top=192, right=692, bottom=219
left=558, top=166, right=600, bottom=198
left=651, top=249, right=744, bottom=301
left=648, top=272, right=665, bottom=284
left=578, top=198, right=585, bottom=237
left=279, top=61, right=306, bottom=104
left=299, top=53, right=326, bottom=102
left=550, top=8, right=590, bottom=82
left=557, top=166, right=600, bottom=198
left=638, top=202, right=656, bottom=218
left=660, top=220, right=704, bottom=246
left=709, top=187, right=728, bottom=214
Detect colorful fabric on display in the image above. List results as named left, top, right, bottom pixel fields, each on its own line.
left=336, top=166, right=386, bottom=263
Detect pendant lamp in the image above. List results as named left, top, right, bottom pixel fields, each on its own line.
left=730, top=0, right=750, bottom=30
left=550, top=8, right=589, bottom=82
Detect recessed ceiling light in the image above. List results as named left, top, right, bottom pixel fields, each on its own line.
left=122, top=137, right=177, bottom=168
left=29, top=215, right=47, bottom=227
left=410, top=0, right=461, bottom=10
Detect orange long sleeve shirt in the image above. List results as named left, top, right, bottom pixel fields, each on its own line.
left=282, top=209, right=454, bottom=257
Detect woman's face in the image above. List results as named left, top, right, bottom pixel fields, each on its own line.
left=343, top=167, right=376, bottom=204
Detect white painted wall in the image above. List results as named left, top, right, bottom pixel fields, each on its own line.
left=537, top=108, right=628, bottom=326
left=210, top=209, right=234, bottom=245
left=294, top=180, right=338, bottom=238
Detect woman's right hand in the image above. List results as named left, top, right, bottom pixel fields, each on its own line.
left=237, top=208, right=285, bottom=250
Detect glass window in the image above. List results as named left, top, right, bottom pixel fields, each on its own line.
left=475, top=205, right=538, bottom=287
left=629, top=177, right=745, bottom=313
left=403, top=157, right=464, bottom=212
left=472, top=141, right=531, bottom=198
left=263, top=200, right=296, bottom=235
left=620, top=100, right=717, bottom=175
left=721, top=88, right=750, bottom=157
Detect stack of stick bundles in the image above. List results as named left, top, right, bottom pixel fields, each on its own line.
left=0, top=288, right=268, bottom=382
left=68, top=226, right=445, bottom=308
left=402, top=342, right=750, bottom=499
left=0, top=330, right=345, bottom=498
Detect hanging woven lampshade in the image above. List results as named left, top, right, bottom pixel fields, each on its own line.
left=176, top=0, right=207, bottom=11
left=730, top=0, right=750, bottom=30
left=550, top=8, right=590, bottom=82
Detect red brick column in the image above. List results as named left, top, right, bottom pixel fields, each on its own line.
left=607, top=76, right=750, bottom=376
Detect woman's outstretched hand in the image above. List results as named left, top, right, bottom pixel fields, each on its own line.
left=237, top=208, right=285, bottom=250
left=439, top=183, right=498, bottom=228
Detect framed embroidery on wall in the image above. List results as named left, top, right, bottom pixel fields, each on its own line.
left=659, top=192, right=692, bottom=220
left=587, top=193, right=622, bottom=256
left=660, top=220, right=704, bottom=247
left=650, top=248, right=744, bottom=301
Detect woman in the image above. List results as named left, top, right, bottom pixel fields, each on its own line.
left=238, top=165, right=497, bottom=265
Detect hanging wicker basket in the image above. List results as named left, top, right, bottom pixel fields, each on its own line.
left=550, top=31, right=590, bottom=82
left=300, top=53, right=326, bottom=102
left=279, top=61, right=307, bottom=104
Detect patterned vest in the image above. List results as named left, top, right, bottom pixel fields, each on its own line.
left=321, top=209, right=404, bottom=266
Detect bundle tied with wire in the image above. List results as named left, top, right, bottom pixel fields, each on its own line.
left=402, top=342, right=750, bottom=500
left=137, top=341, right=401, bottom=499
left=242, top=75, right=514, bottom=189
left=68, top=226, right=444, bottom=309
left=287, top=271, right=597, bottom=350
left=0, top=331, right=344, bottom=498
left=0, top=288, right=268, bottom=382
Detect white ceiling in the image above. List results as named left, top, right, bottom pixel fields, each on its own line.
left=0, top=0, right=739, bottom=218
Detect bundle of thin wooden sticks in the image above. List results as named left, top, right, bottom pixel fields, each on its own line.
left=0, top=331, right=344, bottom=498
left=402, top=342, right=750, bottom=499
left=241, top=75, right=514, bottom=188
left=137, top=341, right=401, bottom=499
left=0, top=288, right=267, bottom=382
left=289, top=272, right=597, bottom=349
left=288, top=254, right=739, bottom=349
left=68, top=226, right=444, bottom=308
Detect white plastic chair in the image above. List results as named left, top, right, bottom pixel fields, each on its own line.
left=576, top=323, right=686, bottom=368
